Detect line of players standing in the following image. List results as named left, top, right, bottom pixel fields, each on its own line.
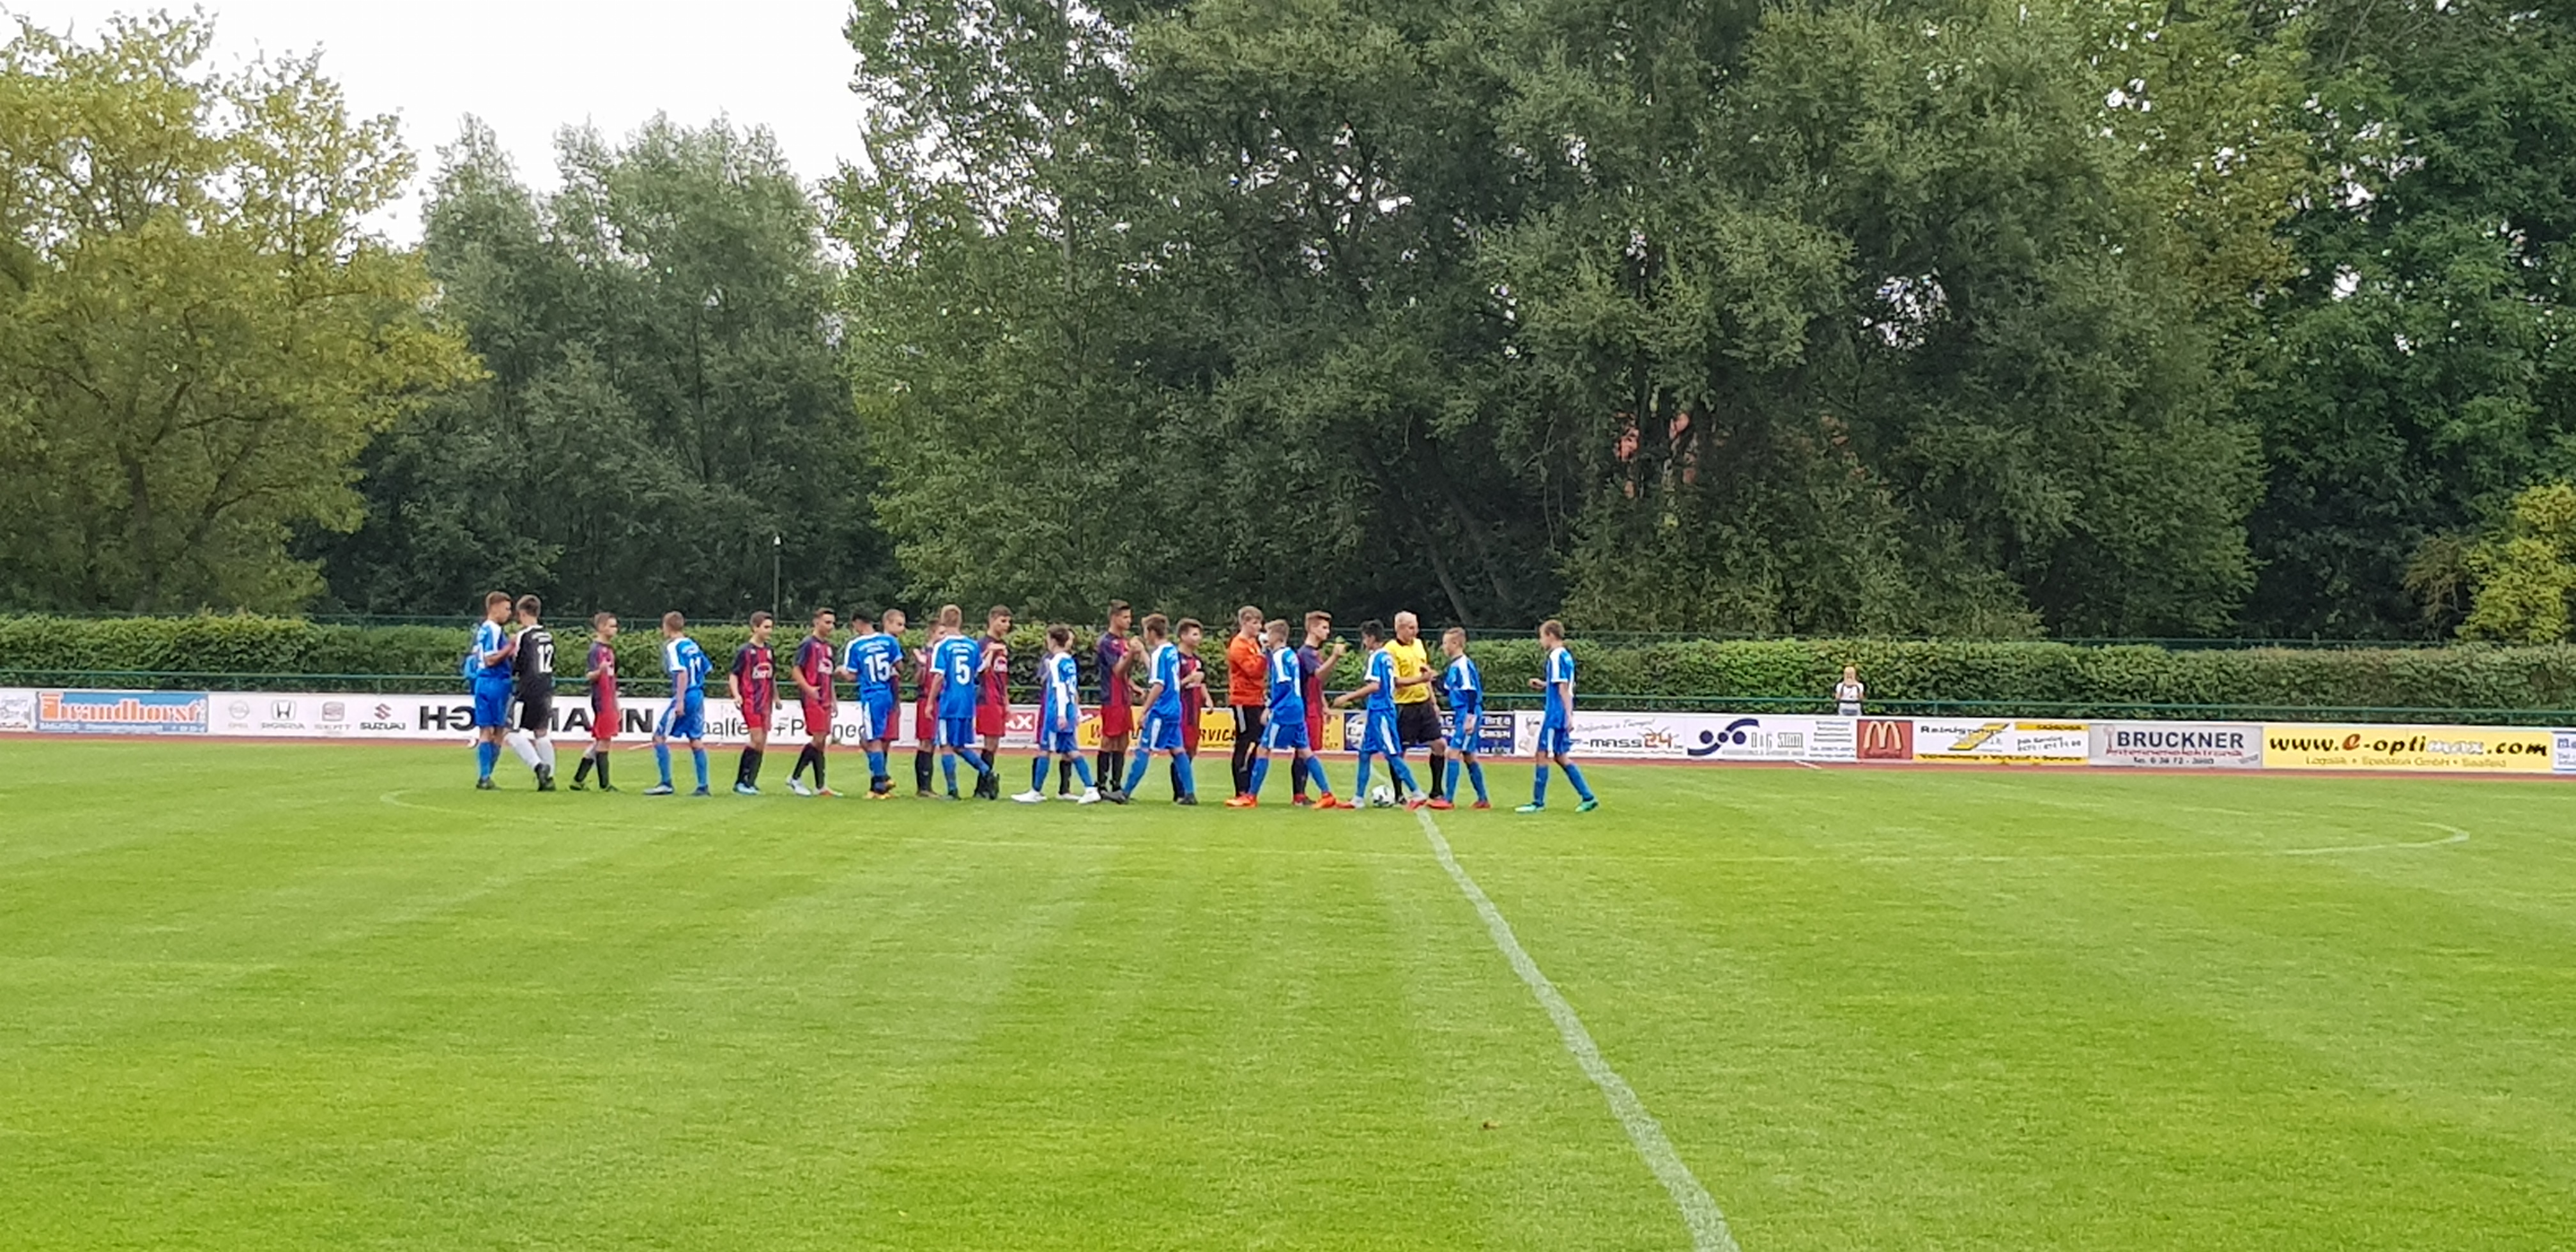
left=463, top=592, right=1600, bottom=813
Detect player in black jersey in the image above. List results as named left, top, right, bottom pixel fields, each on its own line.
left=507, top=595, right=559, bottom=791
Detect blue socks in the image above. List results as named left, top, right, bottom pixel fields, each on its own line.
left=1247, top=758, right=1269, bottom=797
left=1386, top=758, right=1418, bottom=796
left=957, top=747, right=988, bottom=774
left=1445, top=756, right=1460, bottom=799
left=1467, top=759, right=1487, bottom=802
left=654, top=742, right=672, bottom=786
left=1563, top=762, right=1593, bottom=802
left=941, top=755, right=958, bottom=793
left=1306, top=757, right=1331, bottom=795
left=866, top=747, right=887, bottom=782
left=691, top=748, right=708, bottom=791
left=1174, top=754, right=1196, bottom=798
left=1534, top=763, right=1550, bottom=806
left=1354, top=755, right=1373, bottom=798
left=1072, top=757, right=1094, bottom=788
left=476, top=740, right=498, bottom=779
left=1123, top=751, right=1153, bottom=795
left=1032, top=756, right=1052, bottom=792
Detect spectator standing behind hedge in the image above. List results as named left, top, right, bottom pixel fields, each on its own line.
left=1834, top=666, right=1866, bottom=717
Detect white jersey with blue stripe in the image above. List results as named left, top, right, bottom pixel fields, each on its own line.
left=1042, top=652, right=1081, bottom=730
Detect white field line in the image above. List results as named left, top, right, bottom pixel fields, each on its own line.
left=1415, top=809, right=1740, bottom=1252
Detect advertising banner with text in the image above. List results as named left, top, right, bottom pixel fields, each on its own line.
left=2260, top=724, right=2555, bottom=773
left=1911, top=719, right=2090, bottom=765
left=2087, top=722, right=2266, bottom=769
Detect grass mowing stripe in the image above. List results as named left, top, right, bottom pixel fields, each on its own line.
left=1413, top=807, right=1741, bottom=1252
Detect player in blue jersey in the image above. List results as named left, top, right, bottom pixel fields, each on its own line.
left=1521, top=619, right=1597, bottom=813
left=1432, top=626, right=1489, bottom=809
left=1112, top=613, right=1197, bottom=804
left=927, top=604, right=997, bottom=798
left=1331, top=620, right=1423, bottom=809
left=468, top=591, right=518, bottom=790
left=1015, top=624, right=1101, bottom=804
left=647, top=611, right=714, bottom=796
left=1232, top=618, right=1340, bottom=808
left=841, top=607, right=907, bottom=798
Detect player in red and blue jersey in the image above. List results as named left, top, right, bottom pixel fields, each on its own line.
left=571, top=612, right=620, bottom=791
left=842, top=607, right=906, bottom=797
left=1332, top=620, right=1423, bottom=809
left=728, top=612, right=778, bottom=795
left=1015, top=624, right=1100, bottom=803
left=1521, top=619, right=1597, bottom=813
left=1111, top=613, right=1195, bottom=804
left=468, top=591, right=518, bottom=790
left=928, top=604, right=996, bottom=798
left=1433, top=626, right=1489, bottom=809
left=973, top=606, right=1013, bottom=800
left=1297, top=611, right=1345, bottom=802
left=788, top=607, right=839, bottom=797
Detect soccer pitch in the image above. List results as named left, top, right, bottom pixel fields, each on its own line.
left=3, top=742, right=2572, bottom=1250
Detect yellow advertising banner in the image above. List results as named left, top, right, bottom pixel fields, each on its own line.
left=2260, top=724, right=2554, bottom=773
left=1074, top=708, right=1345, bottom=752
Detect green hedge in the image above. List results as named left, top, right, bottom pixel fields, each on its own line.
left=5, top=615, right=2576, bottom=718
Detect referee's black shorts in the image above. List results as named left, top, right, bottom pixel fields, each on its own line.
left=1396, top=701, right=1441, bottom=749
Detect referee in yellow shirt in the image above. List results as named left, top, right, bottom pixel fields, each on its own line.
left=1388, top=611, right=1443, bottom=802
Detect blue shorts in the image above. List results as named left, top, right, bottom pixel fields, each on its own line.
left=1537, top=720, right=1572, bottom=758
left=938, top=715, right=978, bottom=749
left=1262, top=710, right=1309, bottom=752
left=660, top=691, right=705, bottom=740
left=1140, top=709, right=1183, bottom=752
left=860, top=692, right=897, bottom=741
left=1036, top=724, right=1078, bottom=754
left=471, top=680, right=514, bottom=729
left=1359, top=709, right=1402, bottom=756
left=1448, top=708, right=1483, bottom=752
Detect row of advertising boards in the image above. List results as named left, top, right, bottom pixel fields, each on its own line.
left=4, top=687, right=2575, bottom=775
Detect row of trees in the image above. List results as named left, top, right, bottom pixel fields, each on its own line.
left=6, top=2, right=2576, bottom=639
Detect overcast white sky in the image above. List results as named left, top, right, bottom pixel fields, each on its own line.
left=6, top=1, right=869, bottom=240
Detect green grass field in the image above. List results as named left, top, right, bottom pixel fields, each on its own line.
left=4, top=740, right=2573, bottom=1249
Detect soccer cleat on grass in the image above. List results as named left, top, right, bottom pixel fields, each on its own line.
left=1426, top=797, right=1453, bottom=811
left=567, top=781, right=587, bottom=792
left=1403, top=797, right=1427, bottom=811
left=536, top=770, right=555, bottom=793
left=644, top=783, right=675, bottom=796
left=1103, top=789, right=1130, bottom=805
left=598, top=784, right=620, bottom=793
left=1174, top=793, right=1199, bottom=806
left=787, top=778, right=814, bottom=797
left=475, top=777, right=497, bottom=791
left=1223, top=795, right=1256, bottom=809
left=1013, top=790, right=1047, bottom=804
left=1577, top=797, right=1600, bottom=813
left=733, top=782, right=760, bottom=797
left=1291, top=795, right=1314, bottom=809
left=1471, top=799, right=1491, bottom=810
left=1077, top=788, right=1102, bottom=805
left=691, top=787, right=711, bottom=797
left=1515, top=802, right=1544, bottom=814
left=816, top=787, right=841, bottom=798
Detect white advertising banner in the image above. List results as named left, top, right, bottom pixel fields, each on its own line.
left=2088, top=721, right=2266, bottom=768
left=1509, top=711, right=1858, bottom=762
left=1911, top=719, right=2091, bottom=765
left=178, top=690, right=1044, bottom=749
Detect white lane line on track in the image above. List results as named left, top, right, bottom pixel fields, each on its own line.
left=1415, top=808, right=1740, bottom=1252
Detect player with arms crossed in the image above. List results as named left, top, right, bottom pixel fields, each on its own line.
left=1016, top=625, right=1102, bottom=804
left=1432, top=625, right=1490, bottom=809
left=1521, top=620, right=1597, bottom=813
left=570, top=613, right=620, bottom=791
left=1113, top=613, right=1197, bottom=804
left=505, top=595, right=559, bottom=791
left=787, top=607, right=839, bottom=796
left=647, top=613, right=714, bottom=797
left=729, top=612, right=778, bottom=795
left=1332, top=620, right=1424, bottom=809
left=468, top=591, right=518, bottom=790
left=843, top=608, right=906, bottom=798
left=928, top=605, right=998, bottom=798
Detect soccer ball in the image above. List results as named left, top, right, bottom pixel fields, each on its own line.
left=1367, top=784, right=1396, bottom=809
